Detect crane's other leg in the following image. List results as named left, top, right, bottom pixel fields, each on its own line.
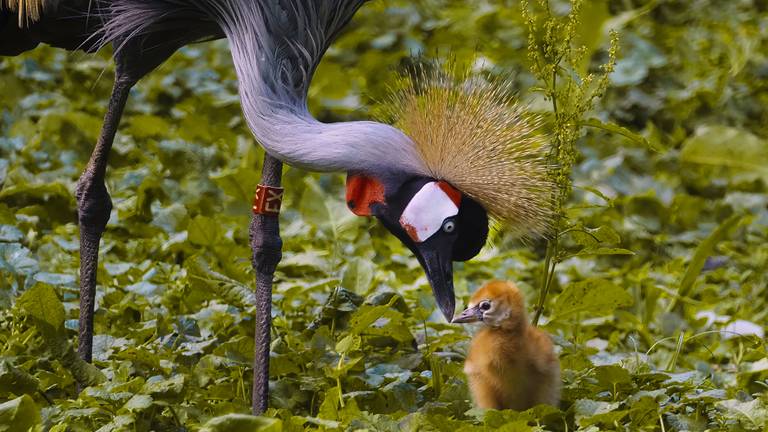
left=249, top=154, right=284, bottom=414
left=76, top=78, right=134, bottom=363
left=76, top=38, right=179, bottom=366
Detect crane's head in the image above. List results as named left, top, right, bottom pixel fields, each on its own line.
left=341, top=68, right=553, bottom=322
left=346, top=174, right=489, bottom=321
left=451, top=280, right=527, bottom=330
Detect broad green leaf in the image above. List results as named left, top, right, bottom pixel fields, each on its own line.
left=95, top=414, right=135, bottom=432
left=680, top=125, right=768, bottom=182
left=629, top=396, right=660, bottom=428
left=571, top=225, right=621, bottom=246
left=211, top=165, right=259, bottom=205
left=552, top=279, right=633, bottom=320
left=16, top=283, right=65, bottom=336
left=0, top=360, right=39, bottom=395
left=0, top=182, right=73, bottom=206
left=341, top=258, right=374, bottom=294
left=128, top=114, right=174, bottom=139
left=187, top=256, right=255, bottom=309
left=298, top=177, right=358, bottom=244
left=59, top=341, right=107, bottom=386
left=33, top=272, right=76, bottom=286
left=296, top=415, right=341, bottom=429
left=280, top=250, right=330, bottom=271
left=595, top=365, right=631, bottom=389
left=188, top=215, right=224, bottom=246
left=0, top=395, right=40, bottom=432
left=318, top=386, right=341, bottom=421
left=0, top=225, right=22, bottom=242
left=335, top=334, right=361, bottom=354
left=0, top=243, right=38, bottom=276
left=716, top=399, right=768, bottom=430
left=359, top=309, right=413, bottom=343
left=142, top=374, right=185, bottom=398
left=18, top=275, right=103, bottom=387
left=200, top=414, right=282, bottom=432
left=348, top=296, right=401, bottom=335
left=323, top=356, right=363, bottom=379
left=123, top=394, right=153, bottom=411
left=574, top=399, right=627, bottom=427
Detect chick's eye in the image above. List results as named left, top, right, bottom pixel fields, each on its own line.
left=479, top=301, right=491, bottom=311
left=442, top=219, right=456, bottom=233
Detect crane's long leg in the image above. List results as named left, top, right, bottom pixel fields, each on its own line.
left=74, top=34, right=181, bottom=368
left=249, top=154, right=283, bottom=414
left=76, top=79, right=133, bottom=363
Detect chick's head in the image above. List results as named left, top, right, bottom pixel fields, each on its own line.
left=453, top=280, right=527, bottom=329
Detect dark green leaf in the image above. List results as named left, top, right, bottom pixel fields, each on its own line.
left=0, top=395, right=40, bottom=432
left=552, top=279, right=633, bottom=319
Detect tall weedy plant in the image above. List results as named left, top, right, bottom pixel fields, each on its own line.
left=521, top=0, right=619, bottom=325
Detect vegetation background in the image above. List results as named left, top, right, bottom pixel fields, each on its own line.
left=0, top=0, right=767, bottom=430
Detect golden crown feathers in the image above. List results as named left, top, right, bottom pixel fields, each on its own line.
left=378, top=64, right=555, bottom=238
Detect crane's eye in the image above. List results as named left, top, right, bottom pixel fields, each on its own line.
left=442, top=219, right=456, bottom=233
left=479, top=300, right=491, bottom=311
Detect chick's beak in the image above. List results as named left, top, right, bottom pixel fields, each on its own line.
left=417, top=246, right=455, bottom=322
left=451, top=305, right=482, bottom=324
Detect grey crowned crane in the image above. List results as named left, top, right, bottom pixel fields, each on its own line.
left=1, top=0, right=553, bottom=413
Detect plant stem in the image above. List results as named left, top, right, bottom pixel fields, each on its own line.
left=533, top=236, right=558, bottom=325
left=532, top=52, right=563, bottom=327
left=336, top=353, right=345, bottom=408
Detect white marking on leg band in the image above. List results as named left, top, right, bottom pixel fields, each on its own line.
left=399, top=182, right=460, bottom=242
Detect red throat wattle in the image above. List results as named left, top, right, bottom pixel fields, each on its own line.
left=345, top=174, right=385, bottom=216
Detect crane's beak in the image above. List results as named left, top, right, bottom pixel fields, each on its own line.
left=451, top=305, right=482, bottom=323
left=416, top=245, right=455, bottom=322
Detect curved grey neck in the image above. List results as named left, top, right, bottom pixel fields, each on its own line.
left=216, top=1, right=428, bottom=177
left=237, top=97, right=427, bottom=177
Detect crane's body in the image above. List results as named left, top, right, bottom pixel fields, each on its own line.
left=1, top=0, right=95, bottom=54
left=1, top=0, right=554, bottom=414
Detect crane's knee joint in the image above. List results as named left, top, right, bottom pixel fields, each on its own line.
left=253, top=247, right=282, bottom=275
left=75, top=175, right=113, bottom=232
left=114, top=76, right=138, bottom=91
left=250, top=220, right=282, bottom=275
left=251, top=235, right=282, bottom=274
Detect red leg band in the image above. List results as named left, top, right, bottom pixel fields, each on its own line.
left=252, top=184, right=283, bottom=216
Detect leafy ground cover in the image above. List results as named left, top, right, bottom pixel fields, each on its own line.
left=0, top=0, right=767, bottom=430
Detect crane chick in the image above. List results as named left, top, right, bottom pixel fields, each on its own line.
left=452, top=281, right=560, bottom=410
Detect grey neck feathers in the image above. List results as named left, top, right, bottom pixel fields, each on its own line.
left=201, top=0, right=428, bottom=177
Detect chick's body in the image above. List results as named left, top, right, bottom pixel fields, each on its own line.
left=455, top=281, right=560, bottom=410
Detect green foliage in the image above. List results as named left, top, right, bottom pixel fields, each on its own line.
left=0, top=395, right=40, bottom=432
left=551, top=278, right=632, bottom=320
left=522, top=0, right=621, bottom=326
left=680, top=126, right=768, bottom=183
left=0, top=0, right=767, bottom=431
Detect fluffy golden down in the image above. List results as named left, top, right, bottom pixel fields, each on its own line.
left=461, top=281, right=560, bottom=410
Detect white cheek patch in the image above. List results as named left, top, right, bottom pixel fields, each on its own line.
left=399, top=182, right=461, bottom=242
